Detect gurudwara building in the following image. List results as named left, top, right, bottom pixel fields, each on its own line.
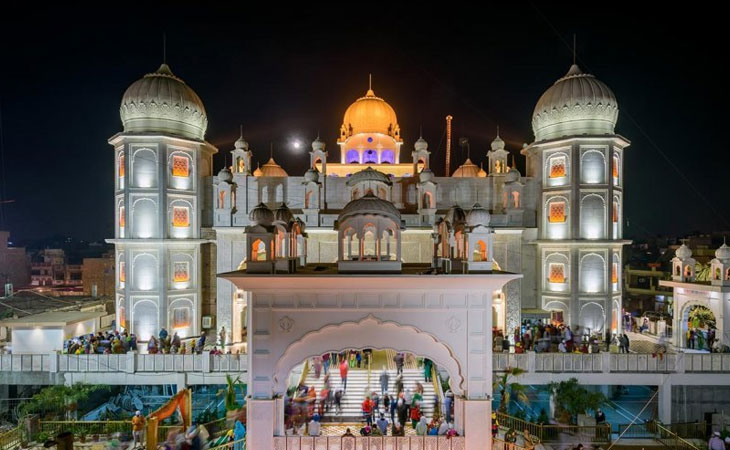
left=110, top=62, right=627, bottom=345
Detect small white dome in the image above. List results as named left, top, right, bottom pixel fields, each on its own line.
left=274, top=203, right=294, bottom=224
left=249, top=203, right=274, bottom=226
left=490, top=134, right=505, bottom=151
left=234, top=135, right=249, bottom=151
left=715, top=243, right=730, bottom=260
left=120, top=64, right=207, bottom=140
left=467, top=203, right=491, bottom=227
left=312, top=136, right=326, bottom=152
left=676, top=243, right=692, bottom=260
left=415, top=136, right=428, bottom=152
left=338, top=193, right=401, bottom=224
left=304, top=167, right=320, bottom=183
left=532, top=64, right=618, bottom=142
left=218, top=167, right=233, bottom=183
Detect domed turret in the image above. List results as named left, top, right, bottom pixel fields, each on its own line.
left=415, top=136, right=428, bottom=152
left=467, top=203, right=491, bottom=227
left=249, top=203, right=274, bottom=226
left=715, top=243, right=730, bottom=260
left=304, top=167, right=319, bottom=183
left=258, top=157, right=288, bottom=177
left=346, top=167, right=392, bottom=186
left=338, top=193, right=401, bottom=223
left=217, top=167, right=233, bottom=183
left=532, top=64, right=618, bottom=142
left=234, top=135, right=249, bottom=151
left=477, top=163, right=487, bottom=178
left=120, top=64, right=208, bottom=140
left=274, top=203, right=294, bottom=224
left=312, top=136, right=326, bottom=152
left=491, top=133, right=505, bottom=151
left=676, top=243, right=692, bottom=260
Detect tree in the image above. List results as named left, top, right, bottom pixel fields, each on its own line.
left=548, top=378, right=607, bottom=424
left=19, top=384, right=108, bottom=420
left=218, top=374, right=245, bottom=411
left=493, top=367, right=528, bottom=414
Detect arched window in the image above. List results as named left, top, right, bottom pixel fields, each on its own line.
left=304, top=190, right=313, bottom=209
left=172, top=155, right=190, bottom=177
left=346, top=149, right=360, bottom=164
left=218, top=191, right=225, bottom=209
left=580, top=253, right=606, bottom=293
left=549, top=263, right=566, bottom=283
left=132, top=148, right=157, bottom=188
left=715, top=267, right=721, bottom=280
left=119, top=261, right=126, bottom=288
left=252, top=239, right=267, bottom=261
left=580, top=195, right=605, bottom=239
left=381, top=150, right=395, bottom=164
left=422, top=192, right=434, bottom=209
left=363, top=149, right=377, bottom=163
left=612, top=154, right=620, bottom=185
left=548, top=201, right=566, bottom=223
left=118, top=153, right=125, bottom=188
left=474, top=240, right=487, bottom=261
left=172, top=206, right=190, bottom=228
left=549, top=155, right=566, bottom=178
left=725, top=268, right=730, bottom=280
left=173, top=262, right=190, bottom=283
left=236, top=157, right=245, bottom=173
left=684, top=265, right=692, bottom=277
left=581, top=150, right=606, bottom=184
left=512, top=191, right=520, bottom=208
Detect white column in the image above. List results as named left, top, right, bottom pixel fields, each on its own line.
left=658, top=382, right=672, bottom=424
left=246, top=399, right=275, bottom=450
left=463, top=399, right=492, bottom=450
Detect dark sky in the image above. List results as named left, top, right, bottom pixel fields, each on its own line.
left=1, top=3, right=728, bottom=244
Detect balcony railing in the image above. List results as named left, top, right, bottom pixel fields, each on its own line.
left=0, top=353, right=247, bottom=374
left=272, top=436, right=465, bottom=449
left=493, top=352, right=730, bottom=374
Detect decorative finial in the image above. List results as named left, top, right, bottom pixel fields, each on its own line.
left=163, top=32, right=167, bottom=64
left=369, top=73, right=372, bottom=91
left=572, top=33, right=576, bottom=65
left=239, top=124, right=243, bottom=139
left=419, top=125, right=423, bottom=138
left=496, top=125, right=500, bottom=138
left=269, top=142, right=274, bottom=160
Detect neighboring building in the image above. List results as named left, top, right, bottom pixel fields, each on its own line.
left=109, top=62, right=629, bottom=345
left=81, top=251, right=115, bottom=298
left=30, top=248, right=82, bottom=289
left=0, top=231, right=30, bottom=291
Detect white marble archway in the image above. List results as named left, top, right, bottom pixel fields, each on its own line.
left=272, top=314, right=465, bottom=395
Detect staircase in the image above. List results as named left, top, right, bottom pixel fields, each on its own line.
left=302, top=368, right=437, bottom=422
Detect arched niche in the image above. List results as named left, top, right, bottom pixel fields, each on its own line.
left=132, top=299, right=158, bottom=341
left=580, top=252, right=606, bottom=293
left=580, top=150, right=606, bottom=184
left=132, top=148, right=158, bottom=188
left=272, top=315, right=465, bottom=396
left=580, top=194, right=606, bottom=239
left=579, top=302, right=605, bottom=333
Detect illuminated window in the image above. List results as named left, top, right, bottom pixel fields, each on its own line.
left=612, top=201, right=619, bottom=223
left=548, top=201, right=566, bottom=223
left=172, top=155, right=190, bottom=177
left=548, top=263, right=566, bottom=283
left=473, top=240, right=487, bottom=261
left=218, top=191, right=225, bottom=209
left=173, top=262, right=190, bottom=283
left=119, top=206, right=125, bottom=228
left=252, top=239, right=267, bottom=261
left=549, top=156, right=566, bottom=178
left=612, top=155, right=619, bottom=181
left=715, top=267, right=721, bottom=280
left=726, top=267, right=730, bottom=280
left=172, top=206, right=190, bottom=227
left=119, top=154, right=125, bottom=178
left=119, top=262, right=126, bottom=284
left=512, top=191, right=520, bottom=208
left=236, top=157, right=245, bottom=173
left=172, top=307, right=190, bottom=329
left=684, top=265, right=692, bottom=277
left=612, top=263, right=618, bottom=283
left=119, top=305, right=126, bottom=329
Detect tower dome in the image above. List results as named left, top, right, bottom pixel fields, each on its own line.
left=532, top=64, right=618, bottom=142
left=418, top=168, right=434, bottom=183
left=340, top=88, right=401, bottom=141
left=504, top=166, right=521, bottom=183
left=415, top=136, right=428, bottom=152
left=120, top=64, right=208, bottom=140
left=467, top=203, right=491, bottom=227
left=234, top=135, right=249, bottom=151
left=249, top=203, right=274, bottom=226
left=338, top=193, right=401, bottom=223
left=715, top=243, right=730, bottom=260
left=258, top=157, right=288, bottom=177
left=676, top=243, right=692, bottom=260
left=312, top=136, right=326, bottom=152
left=217, top=166, right=232, bottom=183
left=274, top=203, right=294, bottom=224
left=304, top=167, right=320, bottom=183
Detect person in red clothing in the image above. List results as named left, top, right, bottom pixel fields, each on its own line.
left=339, top=359, right=349, bottom=391
left=362, top=396, right=374, bottom=426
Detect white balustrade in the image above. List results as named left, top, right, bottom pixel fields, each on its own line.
left=272, top=435, right=466, bottom=450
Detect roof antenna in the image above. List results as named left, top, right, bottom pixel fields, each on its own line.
left=572, top=33, right=576, bottom=65
left=163, top=32, right=167, bottom=64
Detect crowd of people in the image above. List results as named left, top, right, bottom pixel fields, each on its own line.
left=63, top=328, right=238, bottom=355
left=284, top=351, right=458, bottom=438
left=494, top=320, right=635, bottom=354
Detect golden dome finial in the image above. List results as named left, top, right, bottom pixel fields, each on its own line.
left=366, top=73, right=374, bottom=97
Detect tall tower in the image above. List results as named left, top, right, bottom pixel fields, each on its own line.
left=524, top=63, right=630, bottom=335
left=109, top=64, right=217, bottom=340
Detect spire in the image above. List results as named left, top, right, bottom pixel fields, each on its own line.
left=269, top=142, right=274, bottom=161
left=572, top=33, right=576, bottom=65
left=239, top=124, right=243, bottom=139
left=163, top=32, right=167, bottom=64
left=496, top=125, right=500, bottom=138
left=366, top=74, right=374, bottom=96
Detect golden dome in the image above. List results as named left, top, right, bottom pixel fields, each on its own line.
left=253, top=163, right=263, bottom=177
left=452, top=158, right=481, bottom=178
left=340, top=88, right=401, bottom=142
left=477, top=162, right=487, bottom=178
left=258, top=157, right=288, bottom=177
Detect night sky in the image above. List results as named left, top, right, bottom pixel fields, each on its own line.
left=1, top=4, right=728, bottom=244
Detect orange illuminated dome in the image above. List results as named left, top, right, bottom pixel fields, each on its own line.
left=339, top=87, right=401, bottom=142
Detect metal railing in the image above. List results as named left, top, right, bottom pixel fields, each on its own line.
left=492, top=437, right=529, bottom=450
left=496, top=412, right=611, bottom=444
left=668, top=421, right=706, bottom=440
left=0, top=427, right=22, bottom=450
left=208, top=436, right=245, bottom=450
left=656, top=423, right=701, bottom=450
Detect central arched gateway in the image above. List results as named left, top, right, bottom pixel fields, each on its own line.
left=273, top=314, right=465, bottom=395
left=223, top=270, right=520, bottom=450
